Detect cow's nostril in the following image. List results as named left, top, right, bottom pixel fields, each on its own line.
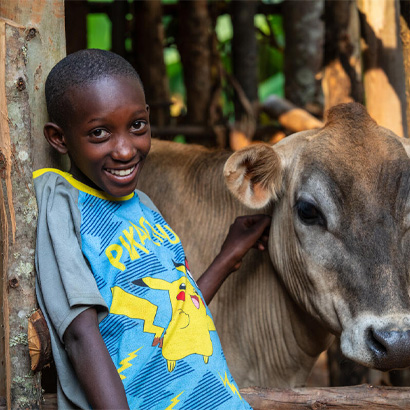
left=366, top=327, right=388, bottom=355
left=365, top=326, right=410, bottom=370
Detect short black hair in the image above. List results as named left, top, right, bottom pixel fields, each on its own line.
left=45, top=49, right=143, bottom=128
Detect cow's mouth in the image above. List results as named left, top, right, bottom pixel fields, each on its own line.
left=191, top=295, right=200, bottom=309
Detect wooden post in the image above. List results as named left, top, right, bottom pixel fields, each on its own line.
left=400, top=0, right=410, bottom=139
left=322, top=0, right=364, bottom=111
left=358, top=0, right=407, bottom=138
left=177, top=0, right=212, bottom=126
left=283, top=0, right=324, bottom=112
left=0, top=1, right=65, bottom=408
left=132, top=0, right=171, bottom=128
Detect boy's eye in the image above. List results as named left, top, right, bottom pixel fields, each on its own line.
left=131, top=121, right=147, bottom=132
left=90, top=129, right=109, bottom=139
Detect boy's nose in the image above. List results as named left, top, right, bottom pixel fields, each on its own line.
left=111, top=135, right=137, bottom=161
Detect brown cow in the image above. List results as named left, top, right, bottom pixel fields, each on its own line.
left=138, top=103, right=410, bottom=388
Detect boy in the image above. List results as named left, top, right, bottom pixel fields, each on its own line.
left=34, top=49, right=270, bottom=409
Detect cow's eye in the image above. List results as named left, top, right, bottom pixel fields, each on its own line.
left=296, top=200, right=325, bottom=227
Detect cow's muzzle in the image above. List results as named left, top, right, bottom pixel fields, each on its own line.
left=366, top=326, right=410, bottom=370
left=341, top=314, right=410, bottom=371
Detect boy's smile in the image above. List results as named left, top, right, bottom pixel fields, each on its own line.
left=50, top=76, right=151, bottom=198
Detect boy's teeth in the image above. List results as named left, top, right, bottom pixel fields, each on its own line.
left=107, top=166, right=135, bottom=176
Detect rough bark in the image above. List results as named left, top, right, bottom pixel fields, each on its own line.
left=231, top=0, right=259, bottom=134
left=0, top=1, right=65, bottom=408
left=132, top=0, right=171, bottom=127
left=177, top=0, right=212, bottom=125
left=358, top=0, right=407, bottom=138
left=322, top=0, right=363, bottom=111
left=0, top=0, right=66, bottom=170
left=0, top=19, right=42, bottom=409
left=283, top=0, right=324, bottom=112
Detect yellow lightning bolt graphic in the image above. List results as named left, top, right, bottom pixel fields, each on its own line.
left=165, top=391, right=184, bottom=410
left=117, top=348, right=142, bottom=380
left=219, top=372, right=242, bottom=400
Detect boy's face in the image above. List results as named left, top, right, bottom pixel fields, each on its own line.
left=62, top=76, right=151, bottom=197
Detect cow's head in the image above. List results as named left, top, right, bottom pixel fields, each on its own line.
left=224, top=102, right=410, bottom=371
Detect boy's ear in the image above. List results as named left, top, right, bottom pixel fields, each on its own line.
left=43, top=122, right=68, bottom=155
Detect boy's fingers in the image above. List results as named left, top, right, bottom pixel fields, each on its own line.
left=246, top=214, right=271, bottom=236
left=245, top=215, right=271, bottom=250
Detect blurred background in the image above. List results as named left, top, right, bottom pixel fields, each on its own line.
left=64, top=0, right=359, bottom=151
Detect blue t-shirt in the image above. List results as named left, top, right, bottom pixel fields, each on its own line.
left=34, top=168, right=251, bottom=410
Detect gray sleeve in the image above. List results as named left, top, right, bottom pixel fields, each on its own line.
left=34, top=173, right=108, bottom=343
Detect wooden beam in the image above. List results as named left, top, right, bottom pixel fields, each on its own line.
left=260, top=95, right=324, bottom=131
left=240, top=384, right=410, bottom=409
left=35, top=384, right=410, bottom=410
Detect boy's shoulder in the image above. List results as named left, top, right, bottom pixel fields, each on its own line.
left=33, top=168, right=75, bottom=189
left=33, top=168, right=162, bottom=216
left=33, top=168, right=77, bottom=199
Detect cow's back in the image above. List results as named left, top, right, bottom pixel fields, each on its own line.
left=138, top=139, right=245, bottom=278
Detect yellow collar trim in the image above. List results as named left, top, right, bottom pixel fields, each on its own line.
left=33, top=168, right=134, bottom=202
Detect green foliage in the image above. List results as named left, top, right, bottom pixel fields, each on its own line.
left=86, top=0, right=285, bottom=117
left=87, top=13, right=111, bottom=50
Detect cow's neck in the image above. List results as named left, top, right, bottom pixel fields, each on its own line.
left=210, top=253, right=334, bottom=388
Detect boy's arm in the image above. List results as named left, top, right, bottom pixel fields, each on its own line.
left=197, top=214, right=271, bottom=304
left=64, top=307, right=129, bottom=410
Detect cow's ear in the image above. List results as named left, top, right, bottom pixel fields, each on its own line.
left=224, top=143, right=283, bottom=209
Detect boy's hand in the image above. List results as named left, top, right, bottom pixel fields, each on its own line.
left=220, top=214, right=271, bottom=272
left=197, top=214, right=271, bottom=304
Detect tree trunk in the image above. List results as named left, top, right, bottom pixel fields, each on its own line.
left=231, top=0, right=258, bottom=137
left=177, top=0, right=212, bottom=126
left=283, top=0, right=325, bottom=113
left=132, top=0, right=171, bottom=128
left=358, top=0, right=407, bottom=137
left=322, top=0, right=363, bottom=111
left=0, top=1, right=65, bottom=407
